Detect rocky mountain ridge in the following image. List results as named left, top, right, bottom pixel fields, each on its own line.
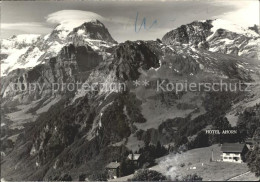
left=1, top=18, right=260, bottom=181
left=162, top=19, right=260, bottom=59
left=1, top=20, right=116, bottom=76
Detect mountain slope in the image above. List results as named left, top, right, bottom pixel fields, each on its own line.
left=1, top=34, right=41, bottom=76
left=1, top=19, right=260, bottom=181
left=162, top=19, right=260, bottom=59
left=1, top=20, right=116, bottom=76
left=2, top=39, right=260, bottom=180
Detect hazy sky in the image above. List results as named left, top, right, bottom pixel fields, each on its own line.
left=1, top=0, right=259, bottom=42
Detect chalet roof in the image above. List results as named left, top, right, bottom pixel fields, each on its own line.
left=221, top=143, right=245, bottom=153
left=128, top=154, right=141, bottom=160
left=106, top=162, right=120, bottom=169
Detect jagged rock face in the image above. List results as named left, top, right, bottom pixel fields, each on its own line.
left=0, top=54, right=8, bottom=60
left=2, top=18, right=260, bottom=181
left=2, top=39, right=258, bottom=180
left=162, top=19, right=260, bottom=59
left=56, top=44, right=102, bottom=74
left=6, top=92, right=134, bottom=180
left=249, top=24, right=260, bottom=34
left=162, top=20, right=213, bottom=46
left=207, top=29, right=260, bottom=59
left=1, top=34, right=41, bottom=76
left=113, top=41, right=160, bottom=81
left=1, top=44, right=102, bottom=105
left=1, top=34, right=40, bottom=50
left=69, top=20, right=117, bottom=44
left=1, top=20, right=116, bottom=76
left=144, top=40, right=253, bottom=81
left=47, top=20, right=117, bottom=45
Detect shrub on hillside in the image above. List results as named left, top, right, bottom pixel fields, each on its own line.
left=247, top=146, right=260, bottom=177
left=137, top=142, right=168, bottom=167
left=188, top=131, right=210, bottom=149
left=119, top=158, right=136, bottom=177
left=129, top=169, right=167, bottom=181
left=174, top=173, right=203, bottom=181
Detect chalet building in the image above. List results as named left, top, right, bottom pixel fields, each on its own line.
left=127, top=154, right=141, bottom=166
left=221, top=143, right=248, bottom=163
left=245, top=138, right=260, bottom=150
left=105, top=162, right=120, bottom=179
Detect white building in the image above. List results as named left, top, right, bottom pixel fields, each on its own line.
left=221, top=143, right=248, bottom=163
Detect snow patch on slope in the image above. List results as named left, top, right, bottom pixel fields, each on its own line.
left=20, top=47, right=45, bottom=68
left=1, top=48, right=29, bottom=75
left=1, top=34, right=41, bottom=76
left=210, top=19, right=259, bottom=38
left=1, top=34, right=40, bottom=49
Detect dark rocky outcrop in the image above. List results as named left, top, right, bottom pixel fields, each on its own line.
left=113, top=41, right=160, bottom=80
left=162, top=20, right=213, bottom=47
left=1, top=19, right=260, bottom=181
left=1, top=44, right=102, bottom=105
left=162, top=20, right=260, bottom=59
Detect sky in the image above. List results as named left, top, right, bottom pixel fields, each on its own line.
left=1, top=0, right=259, bottom=42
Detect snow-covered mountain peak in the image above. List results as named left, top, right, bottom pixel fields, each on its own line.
left=7, top=34, right=40, bottom=43
left=46, top=9, right=103, bottom=32
left=209, top=19, right=259, bottom=38
left=1, top=34, right=40, bottom=51
left=162, top=19, right=259, bottom=59
left=45, top=19, right=117, bottom=45
left=67, top=20, right=117, bottom=43
left=1, top=19, right=117, bottom=76
left=1, top=34, right=42, bottom=76
left=55, top=19, right=99, bottom=32
left=49, top=19, right=102, bottom=41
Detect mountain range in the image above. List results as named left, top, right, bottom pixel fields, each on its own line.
left=1, top=18, right=260, bottom=180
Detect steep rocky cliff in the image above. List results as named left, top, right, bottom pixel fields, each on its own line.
left=162, top=19, right=260, bottom=59
left=1, top=19, right=260, bottom=181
